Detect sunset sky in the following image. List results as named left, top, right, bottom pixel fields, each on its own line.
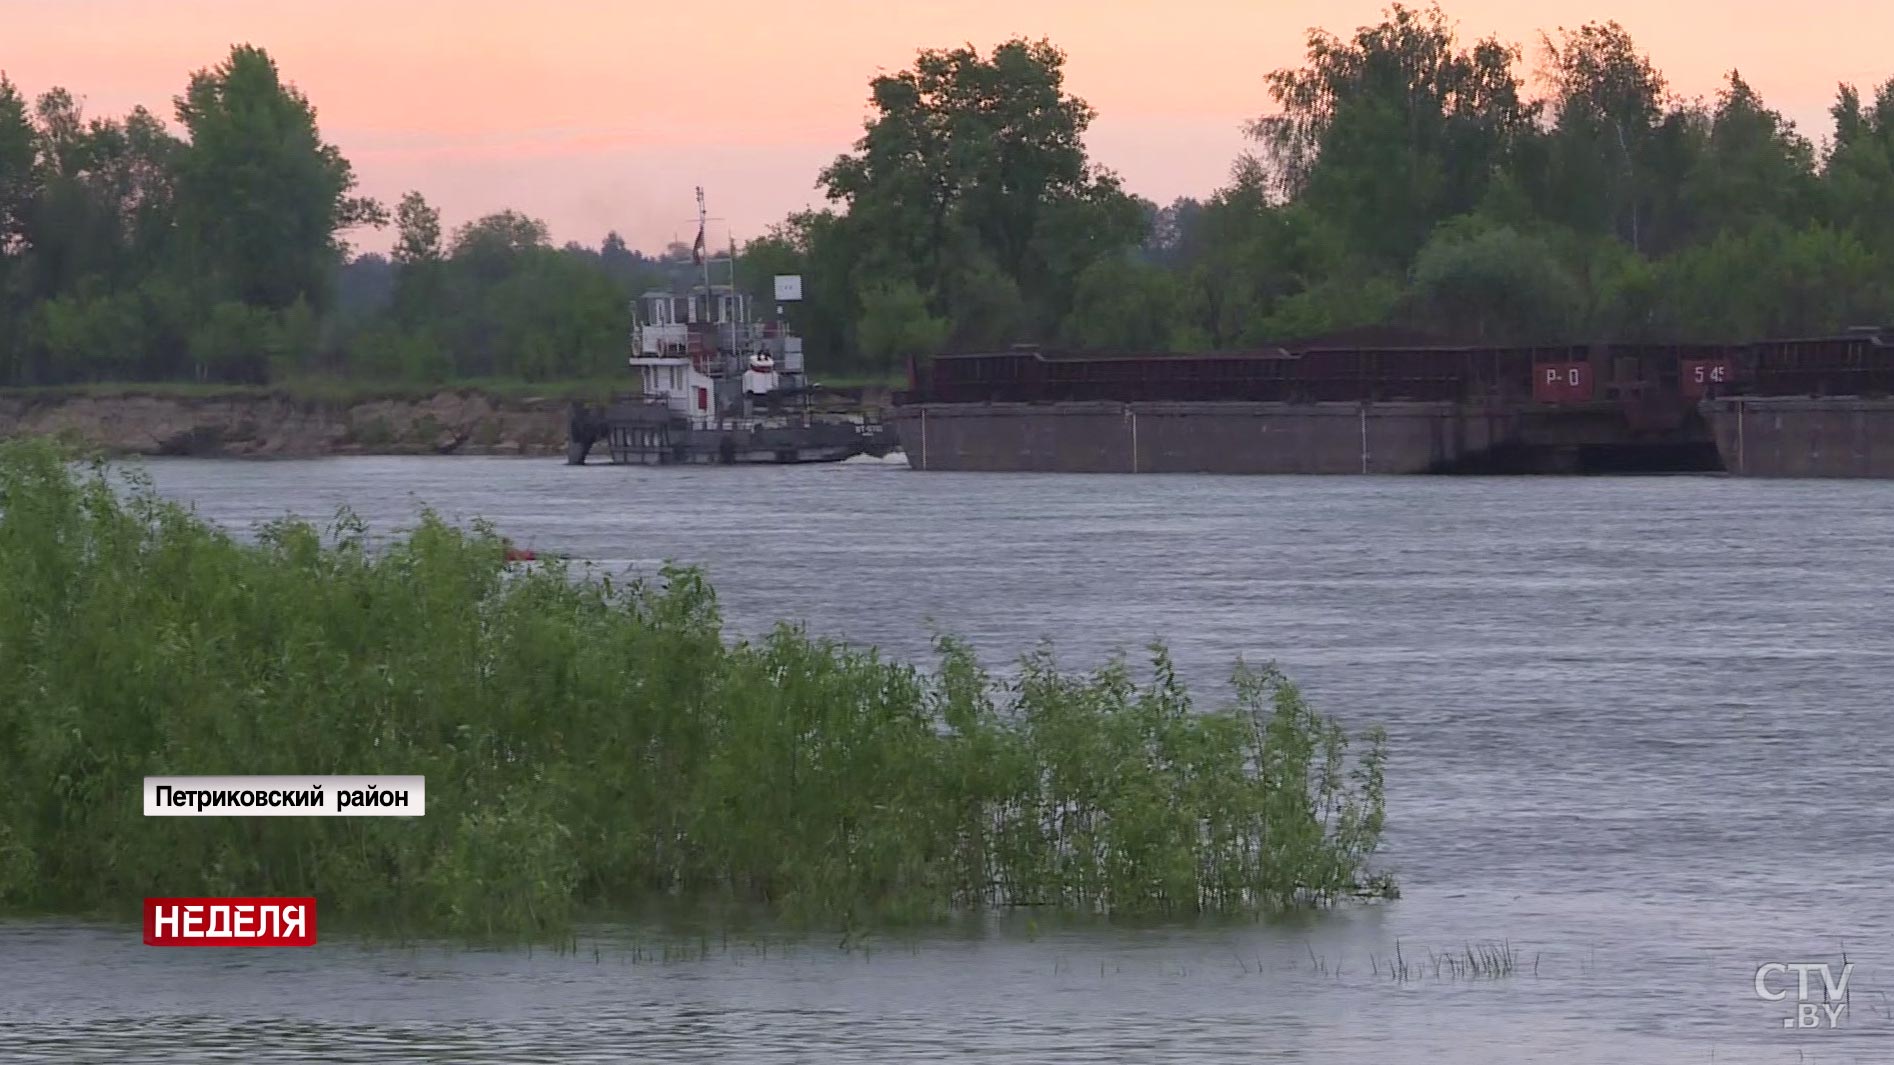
left=8, top=0, right=1893, bottom=256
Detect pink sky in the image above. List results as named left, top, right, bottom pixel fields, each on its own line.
left=7, top=0, right=1893, bottom=256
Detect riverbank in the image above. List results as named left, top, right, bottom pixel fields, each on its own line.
left=0, top=387, right=568, bottom=457
left=0, top=381, right=896, bottom=458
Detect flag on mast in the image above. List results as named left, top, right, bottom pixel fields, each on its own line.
left=692, top=185, right=708, bottom=265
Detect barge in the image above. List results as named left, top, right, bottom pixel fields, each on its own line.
left=567, top=190, right=893, bottom=466
left=1698, top=333, right=1894, bottom=477
left=890, top=330, right=1894, bottom=477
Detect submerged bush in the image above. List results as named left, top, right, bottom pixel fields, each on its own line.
left=0, top=440, right=1393, bottom=936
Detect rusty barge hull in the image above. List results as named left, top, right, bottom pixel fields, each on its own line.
left=891, top=333, right=1894, bottom=476
left=893, top=401, right=1717, bottom=475
left=1703, top=397, right=1894, bottom=478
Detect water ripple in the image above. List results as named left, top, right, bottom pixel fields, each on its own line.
left=5, top=459, right=1890, bottom=1064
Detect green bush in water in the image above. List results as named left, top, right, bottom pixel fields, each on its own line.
left=0, top=439, right=1393, bottom=937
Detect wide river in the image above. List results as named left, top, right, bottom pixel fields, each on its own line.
left=4, top=456, right=1892, bottom=1064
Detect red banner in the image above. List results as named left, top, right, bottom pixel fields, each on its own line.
left=143, top=897, right=317, bottom=947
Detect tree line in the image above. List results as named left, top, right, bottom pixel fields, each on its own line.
left=0, top=47, right=688, bottom=387
left=5, top=5, right=1894, bottom=387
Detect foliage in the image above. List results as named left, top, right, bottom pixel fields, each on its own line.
left=9, top=14, right=1894, bottom=388
left=855, top=280, right=950, bottom=365
left=171, top=46, right=382, bottom=311
left=1062, top=256, right=1181, bottom=351
left=0, top=441, right=1394, bottom=935
left=809, top=38, right=1148, bottom=366
left=1408, top=219, right=1584, bottom=342
left=1251, top=3, right=1533, bottom=266
left=1235, top=6, right=1894, bottom=340
left=1643, top=222, right=1888, bottom=341
left=1827, top=82, right=1894, bottom=252
left=1531, top=21, right=1672, bottom=251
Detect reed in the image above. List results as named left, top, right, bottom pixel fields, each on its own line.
left=1370, top=940, right=1525, bottom=982
left=0, top=440, right=1394, bottom=937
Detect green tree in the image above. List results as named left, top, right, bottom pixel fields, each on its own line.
left=938, top=239, right=1029, bottom=351
left=23, top=89, right=114, bottom=298
left=0, top=76, right=32, bottom=249
left=820, top=38, right=1143, bottom=363
left=21, top=92, right=180, bottom=300
left=1407, top=218, right=1585, bottom=341
left=172, top=45, right=382, bottom=311
left=26, top=288, right=145, bottom=380
left=1175, top=158, right=1355, bottom=347
left=4, top=89, right=185, bottom=383
left=0, top=76, right=36, bottom=382
left=596, top=230, right=658, bottom=293
left=1824, top=79, right=1894, bottom=254
left=1534, top=21, right=1678, bottom=252
left=481, top=251, right=625, bottom=379
left=856, top=280, right=949, bottom=366
left=1683, top=72, right=1817, bottom=239
left=361, top=206, right=629, bottom=382
left=1141, top=197, right=1206, bottom=269
left=449, top=210, right=549, bottom=283
left=1252, top=3, right=1533, bottom=265
left=1257, top=275, right=1406, bottom=343
left=389, top=190, right=445, bottom=330
left=1062, top=256, right=1180, bottom=351
left=189, top=300, right=278, bottom=382
left=391, top=191, right=443, bottom=267
left=1647, top=222, right=1889, bottom=340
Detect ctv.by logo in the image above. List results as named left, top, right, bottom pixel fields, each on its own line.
left=1754, top=962, right=1852, bottom=1029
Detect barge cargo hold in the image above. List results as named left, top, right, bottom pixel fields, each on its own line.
left=891, top=331, right=1894, bottom=477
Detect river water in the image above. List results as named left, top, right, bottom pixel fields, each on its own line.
left=4, top=456, right=1892, bottom=1064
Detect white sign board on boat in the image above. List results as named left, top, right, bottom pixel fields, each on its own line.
left=774, top=275, right=803, bottom=302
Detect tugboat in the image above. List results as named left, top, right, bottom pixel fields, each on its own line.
left=566, top=190, right=894, bottom=466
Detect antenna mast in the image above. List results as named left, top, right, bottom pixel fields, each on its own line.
left=696, top=186, right=712, bottom=294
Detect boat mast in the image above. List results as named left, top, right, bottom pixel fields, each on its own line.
left=696, top=186, right=712, bottom=296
